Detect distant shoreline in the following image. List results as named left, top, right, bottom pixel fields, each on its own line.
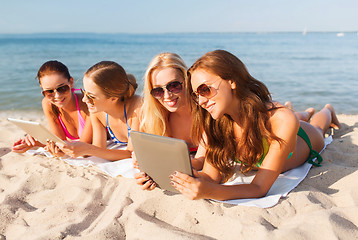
left=1, top=31, right=358, bottom=36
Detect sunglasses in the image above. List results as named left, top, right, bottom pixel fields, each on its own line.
left=191, top=80, right=223, bottom=103
left=81, top=88, right=95, bottom=105
left=150, top=81, right=183, bottom=99
left=42, top=84, right=70, bottom=97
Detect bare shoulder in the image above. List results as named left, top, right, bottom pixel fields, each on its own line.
left=127, top=95, right=143, bottom=115
left=41, top=98, right=54, bottom=117
left=74, top=91, right=89, bottom=113
left=131, top=95, right=143, bottom=109
left=268, top=102, right=299, bottom=133
left=91, top=111, right=106, bottom=126
left=41, top=97, right=51, bottom=110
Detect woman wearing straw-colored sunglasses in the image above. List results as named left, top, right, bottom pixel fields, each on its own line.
left=57, top=61, right=142, bottom=161
left=133, top=52, right=205, bottom=190
left=170, top=50, right=340, bottom=200
left=12, top=60, right=92, bottom=154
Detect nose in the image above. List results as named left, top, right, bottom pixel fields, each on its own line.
left=82, top=94, right=90, bottom=104
left=54, top=90, right=61, bottom=98
left=163, top=88, right=173, bottom=99
left=198, top=95, right=208, bottom=106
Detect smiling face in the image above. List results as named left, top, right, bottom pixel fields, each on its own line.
left=82, top=76, right=110, bottom=113
left=190, top=69, right=236, bottom=119
left=151, top=67, right=186, bottom=112
left=40, top=74, right=73, bottom=108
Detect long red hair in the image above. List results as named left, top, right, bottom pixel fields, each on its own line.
left=187, top=50, right=282, bottom=181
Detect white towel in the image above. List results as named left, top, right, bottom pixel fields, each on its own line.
left=61, top=143, right=139, bottom=178
left=216, top=135, right=333, bottom=207
left=31, top=137, right=333, bottom=208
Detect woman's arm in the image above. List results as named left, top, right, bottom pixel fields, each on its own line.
left=190, top=140, right=206, bottom=171
left=171, top=108, right=300, bottom=200
left=79, top=114, right=93, bottom=143
left=42, top=98, right=67, bottom=140
left=58, top=112, right=131, bottom=160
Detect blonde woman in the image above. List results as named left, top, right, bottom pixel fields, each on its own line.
left=58, top=61, right=142, bottom=160
left=134, top=53, right=205, bottom=190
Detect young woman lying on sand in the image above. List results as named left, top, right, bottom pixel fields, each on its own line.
left=134, top=53, right=205, bottom=190
left=12, top=60, right=92, bottom=154
left=57, top=61, right=142, bottom=161
left=170, top=50, right=340, bottom=200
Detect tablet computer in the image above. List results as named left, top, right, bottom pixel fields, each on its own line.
left=130, top=130, right=193, bottom=193
left=8, top=118, right=65, bottom=145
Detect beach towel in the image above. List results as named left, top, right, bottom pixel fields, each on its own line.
left=28, top=137, right=333, bottom=208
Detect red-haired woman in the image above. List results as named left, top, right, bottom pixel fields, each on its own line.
left=170, top=50, right=340, bottom=200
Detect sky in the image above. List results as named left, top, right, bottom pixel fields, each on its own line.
left=0, top=0, right=357, bottom=34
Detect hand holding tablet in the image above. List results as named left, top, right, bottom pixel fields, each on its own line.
left=130, top=131, right=193, bottom=193
left=8, top=118, right=65, bottom=145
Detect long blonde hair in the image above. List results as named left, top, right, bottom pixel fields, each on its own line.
left=140, top=53, right=188, bottom=136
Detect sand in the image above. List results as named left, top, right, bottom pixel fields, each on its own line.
left=0, top=111, right=357, bottom=240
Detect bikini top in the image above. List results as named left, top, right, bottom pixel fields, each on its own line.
left=58, top=89, right=86, bottom=140
left=106, top=104, right=131, bottom=145
left=236, top=134, right=294, bottom=168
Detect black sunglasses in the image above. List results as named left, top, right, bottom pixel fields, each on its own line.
left=150, top=81, right=183, bottom=99
left=42, top=84, right=71, bottom=97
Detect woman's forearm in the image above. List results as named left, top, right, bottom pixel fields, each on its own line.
left=86, top=144, right=132, bottom=161
left=205, top=182, right=267, bottom=201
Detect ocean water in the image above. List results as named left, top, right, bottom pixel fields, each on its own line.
left=0, top=32, right=357, bottom=114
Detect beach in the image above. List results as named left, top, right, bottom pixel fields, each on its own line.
left=0, top=111, right=357, bottom=239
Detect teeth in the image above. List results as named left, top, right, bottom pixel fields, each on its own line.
left=165, top=99, right=177, bottom=107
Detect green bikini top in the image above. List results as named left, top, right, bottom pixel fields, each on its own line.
left=236, top=138, right=293, bottom=168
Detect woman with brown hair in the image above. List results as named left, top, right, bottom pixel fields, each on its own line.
left=58, top=61, right=142, bottom=160
left=170, top=50, right=340, bottom=200
left=12, top=60, right=92, bottom=153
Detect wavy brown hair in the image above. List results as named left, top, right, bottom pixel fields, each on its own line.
left=187, top=50, right=282, bottom=181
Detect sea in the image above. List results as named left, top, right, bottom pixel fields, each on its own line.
left=0, top=32, right=357, bottom=114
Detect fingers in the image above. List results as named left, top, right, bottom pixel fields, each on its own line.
left=170, top=171, right=194, bottom=183
left=142, top=179, right=156, bottom=190
left=134, top=172, right=156, bottom=191
left=12, top=143, right=30, bottom=153
left=12, top=138, right=23, bottom=147
left=132, top=152, right=139, bottom=169
left=169, top=171, right=203, bottom=200
left=23, top=135, right=36, bottom=146
left=192, top=169, right=199, bottom=178
left=132, top=158, right=139, bottom=169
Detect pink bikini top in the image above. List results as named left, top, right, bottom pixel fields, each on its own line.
left=58, top=89, right=86, bottom=140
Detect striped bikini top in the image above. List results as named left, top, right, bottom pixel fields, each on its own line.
left=106, top=104, right=131, bottom=145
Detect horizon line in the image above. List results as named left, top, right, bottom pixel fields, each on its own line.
left=0, top=30, right=358, bottom=35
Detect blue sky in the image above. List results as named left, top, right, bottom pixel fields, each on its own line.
left=1, top=0, right=357, bottom=33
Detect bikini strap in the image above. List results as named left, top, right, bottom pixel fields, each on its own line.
left=72, top=89, right=80, bottom=112
left=123, top=104, right=131, bottom=138
left=297, top=127, right=322, bottom=167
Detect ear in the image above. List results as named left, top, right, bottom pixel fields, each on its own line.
left=109, top=96, right=119, bottom=103
left=229, top=80, right=236, bottom=90
left=69, top=77, right=74, bottom=87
